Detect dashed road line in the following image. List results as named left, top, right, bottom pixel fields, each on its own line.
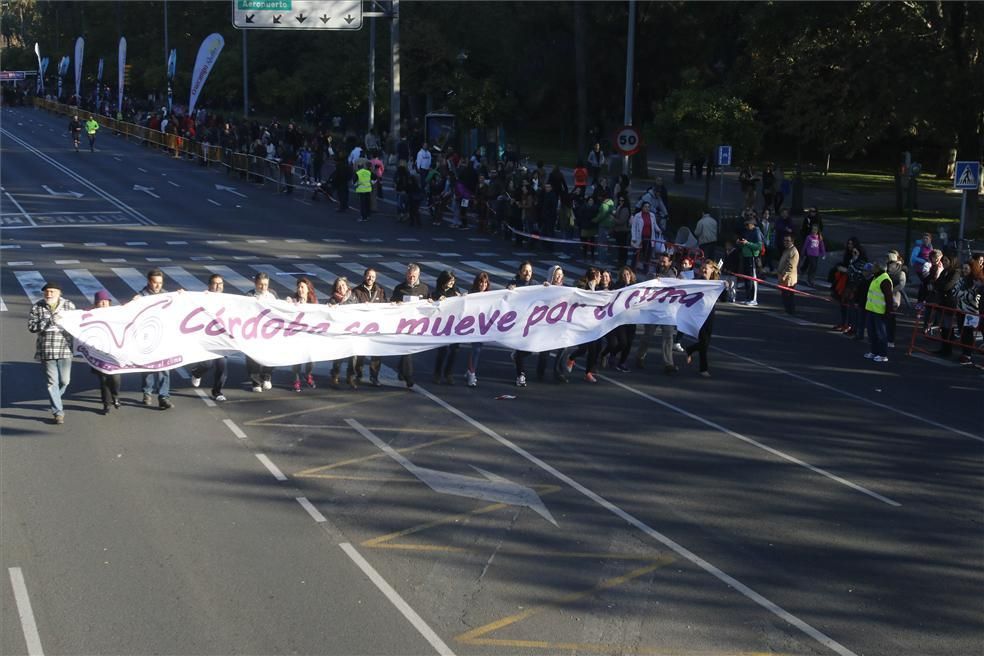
left=223, top=418, right=247, bottom=439
left=256, top=454, right=288, bottom=481
left=296, top=496, right=327, bottom=522
left=8, top=567, right=44, bottom=656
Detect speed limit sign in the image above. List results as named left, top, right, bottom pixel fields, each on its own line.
left=614, top=125, right=642, bottom=156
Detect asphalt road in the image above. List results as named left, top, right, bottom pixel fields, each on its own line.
left=1, top=105, right=982, bottom=656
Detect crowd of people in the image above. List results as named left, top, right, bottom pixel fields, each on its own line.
left=29, top=256, right=726, bottom=425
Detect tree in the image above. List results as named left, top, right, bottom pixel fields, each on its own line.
left=651, top=86, right=762, bottom=206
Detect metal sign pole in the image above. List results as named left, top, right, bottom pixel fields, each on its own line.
left=242, top=29, right=249, bottom=117
left=621, top=0, right=636, bottom=177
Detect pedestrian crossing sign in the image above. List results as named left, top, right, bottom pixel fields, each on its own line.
left=953, top=161, right=980, bottom=190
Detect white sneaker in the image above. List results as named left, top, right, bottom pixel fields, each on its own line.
left=191, top=376, right=202, bottom=388
left=466, top=371, right=477, bottom=387
left=745, top=300, right=758, bottom=307
left=887, top=342, right=895, bottom=348
left=864, top=352, right=876, bottom=359
left=874, top=355, right=889, bottom=363
left=213, top=394, right=227, bottom=402
left=262, top=380, right=272, bottom=390
left=252, top=385, right=263, bottom=393
left=516, top=373, right=527, bottom=387
left=673, top=343, right=685, bottom=353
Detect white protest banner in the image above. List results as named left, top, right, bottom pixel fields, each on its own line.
left=187, top=33, right=224, bottom=115
left=117, top=37, right=126, bottom=115
left=74, top=37, right=84, bottom=99
left=58, top=280, right=723, bottom=375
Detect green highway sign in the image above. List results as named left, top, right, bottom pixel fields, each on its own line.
left=232, top=0, right=362, bottom=29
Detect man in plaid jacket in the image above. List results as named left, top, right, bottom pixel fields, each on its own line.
left=28, top=281, right=76, bottom=424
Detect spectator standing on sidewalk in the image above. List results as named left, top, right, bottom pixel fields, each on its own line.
left=190, top=274, right=229, bottom=402
left=415, top=141, right=432, bottom=187
left=777, top=234, right=800, bottom=315
left=693, top=210, right=719, bottom=259
left=737, top=216, right=764, bottom=306
left=885, top=250, right=907, bottom=346
left=28, top=281, right=76, bottom=425
left=587, top=143, right=607, bottom=185
left=801, top=225, right=826, bottom=287
left=354, top=158, right=375, bottom=223
left=863, top=262, right=894, bottom=363
left=134, top=269, right=173, bottom=410
left=955, top=262, right=983, bottom=365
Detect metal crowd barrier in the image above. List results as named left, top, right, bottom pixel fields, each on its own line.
left=34, top=98, right=308, bottom=191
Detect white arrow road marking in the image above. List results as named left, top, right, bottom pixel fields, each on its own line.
left=41, top=185, right=84, bottom=198
left=132, top=184, right=160, bottom=198
left=215, top=184, right=247, bottom=198
left=345, top=418, right=557, bottom=526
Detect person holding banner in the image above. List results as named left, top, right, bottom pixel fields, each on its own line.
left=89, top=290, right=122, bottom=414
left=464, top=272, right=492, bottom=388
left=245, top=272, right=277, bottom=392
left=133, top=270, right=173, bottom=410
left=328, top=277, right=359, bottom=389
left=508, top=261, right=537, bottom=387
left=28, top=281, right=77, bottom=425
left=391, top=264, right=430, bottom=389
left=288, top=277, right=319, bottom=392
left=685, top=261, right=722, bottom=377
left=431, top=271, right=463, bottom=384
left=535, top=265, right=571, bottom=383
left=352, top=268, right=387, bottom=387
left=189, top=274, right=228, bottom=402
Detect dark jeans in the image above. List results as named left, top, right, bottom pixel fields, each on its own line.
left=93, top=369, right=121, bottom=407
left=398, top=354, right=415, bottom=384
left=358, top=192, right=371, bottom=220
left=867, top=313, right=888, bottom=357
left=433, top=345, right=458, bottom=378
left=191, top=357, right=227, bottom=396
left=685, top=313, right=714, bottom=372
left=781, top=288, right=796, bottom=315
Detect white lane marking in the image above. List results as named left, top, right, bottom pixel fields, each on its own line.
left=598, top=373, right=900, bottom=506
left=357, top=253, right=382, bottom=259
left=54, top=259, right=80, bottom=264
left=250, top=264, right=301, bottom=292
left=165, top=240, right=188, bottom=245
left=278, top=254, right=300, bottom=259
left=167, top=181, right=181, bottom=187
left=0, top=244, right=21, bottom=249
left=13, top=271, right=46, bottom=304
left=317, top=253, right=341, bottom=259
left=83, top=242, right=107, bottom=247
left=9, top=261, right=33, bottom=266
left=296, top=496, right=327, bottom=522
left=0, top=297, right=7, bottom=311
left=285, top=238, right=308, bottom=243
left=714, top=346, right=983, bottom=444
left=247, top=239, right=269, bottom=243
left=432, top=237, right=454, bottom=242
left=359, top=238, right=384, bottom=243
left=223, top=418, right=247, bottom=440
left=408, top=381, right=859, bottom=656
left=101, top=258, right=126, bottom=263
left=256, top=454, right=288, bottom=481
left=161, top=266, right=207, bottom=291
left=111, top=267, right=147, bottom=292
left=396, top=237, right=419, bottom=242
left=40, top=243, right=64, bottom=248
left=205, top=265, right=255, bottom=293
left=340, top=543, right=456, bottom=656
left=3, top=190, right=33, bottom=224
left=125, top=241, right=148, bottom=246
left=193, top=389, right=216, bottom=407
left=206, top=240, right=230, bottom=244
left=8, top=568, right=44, bottom=656
left=293, top=263, right=341, bottom=286
left=138, top=167, right=148, bottom=173
left=207, top=198, right=221, bottom=206
left=0, top=129, right=154, bottom=225
left=190, top=256, right=214, bottom=261
left=65, top=270, right=117, bottom=304
left=436, top=252, right=461, bottom=257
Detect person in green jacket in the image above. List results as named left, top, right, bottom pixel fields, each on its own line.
left=737, top=215, right=764, bottom=305
left=592, top=193, right=615, bottom=263
left=84, top=116, right=99, bottom=152
left=353, top=159, right=374, bottom=223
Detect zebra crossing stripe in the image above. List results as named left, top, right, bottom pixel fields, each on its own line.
left=0, top=297, right=6, bottom=311
left=13, top=271, right=46, bottom=305
left=250, top=264, right=299, bottom=292
left=338, top=262, right=401, bottom=291
left=65, top=269, right=118, bottom=304
left=204, top=265, right=255, bottom=293
left=161, top=266, right=207, bottom=291
left=461, top=260, right=514, bottom=281
left=111, top=267, right=149, bottom=293
left=294, top=263, right=343, bottom=288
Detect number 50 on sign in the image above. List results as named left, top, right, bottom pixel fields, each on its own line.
left=614, top=126, right=641, bottom=156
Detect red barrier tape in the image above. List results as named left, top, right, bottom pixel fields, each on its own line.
left=503, top=224, right=705, bottom=259
left=727, top=271, right=835, bottom=303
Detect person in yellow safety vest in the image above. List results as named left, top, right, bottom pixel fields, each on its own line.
left=353, top=158, right=375, bottom=223
left=863, top=261, right=894, bottom=363
left=84, top=116, right=99, bottom=152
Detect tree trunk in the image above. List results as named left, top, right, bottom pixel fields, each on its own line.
left=573, top=1, right=587, bottom=161
left=703, top=149, right=713, bottom=208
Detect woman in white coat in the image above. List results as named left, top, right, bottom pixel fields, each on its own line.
left=630, top=201, right=665, bottom=274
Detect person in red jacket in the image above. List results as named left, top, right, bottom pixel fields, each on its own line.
left=573, top=160, right=589, bottom=192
